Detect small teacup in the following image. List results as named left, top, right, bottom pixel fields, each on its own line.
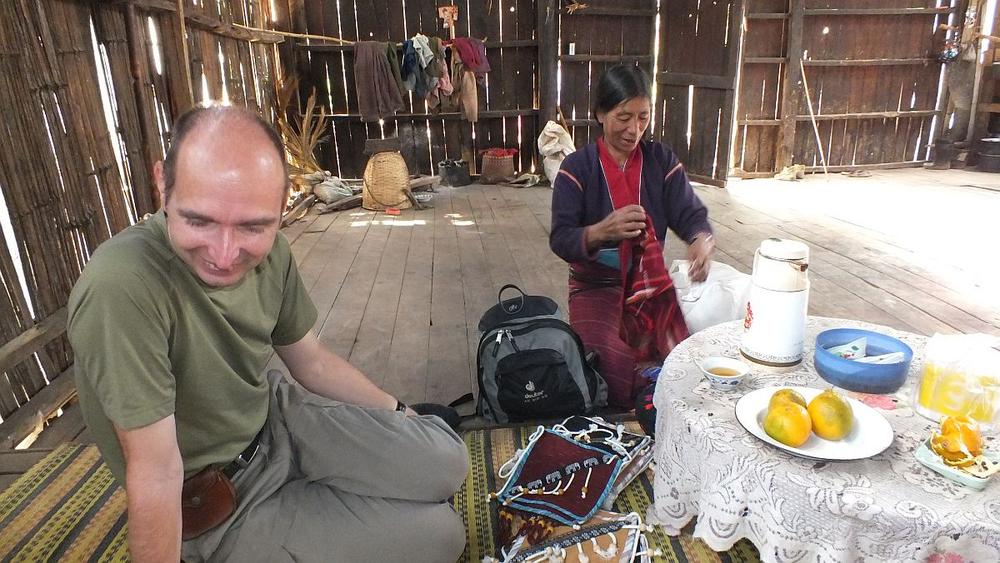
left=699, top=356, right=750, bottom=390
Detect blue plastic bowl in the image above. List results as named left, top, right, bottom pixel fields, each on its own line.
left=814, top=328, right=914, bottom=394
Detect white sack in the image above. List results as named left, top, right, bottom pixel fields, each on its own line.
left=670, top=260, right=752, bottom=334
left=537, top=120, right=575, bottom=182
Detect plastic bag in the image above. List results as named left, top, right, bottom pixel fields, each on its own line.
left=915, top=333, right=1000, bottom=426
left=536, top=120, right=575, bottom=182
left=313, top=173, right=353, bottom=204
left=670, top=260, right=751, bottom=334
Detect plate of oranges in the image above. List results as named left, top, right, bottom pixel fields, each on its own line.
left=735, top=386, right=894, bottom=460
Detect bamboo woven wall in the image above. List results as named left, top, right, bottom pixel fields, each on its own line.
left=0, top=0, right=280, bottom=434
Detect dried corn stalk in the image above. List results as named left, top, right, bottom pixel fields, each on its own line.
left=276, top=74, right=329, bottom=169
left=275, top=73, right=330, bottom=209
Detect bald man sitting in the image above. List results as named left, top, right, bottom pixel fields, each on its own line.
left=68, top=105, right=468, bottom=562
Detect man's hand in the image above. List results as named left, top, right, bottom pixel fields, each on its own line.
left=116, top=416, right=183, bottom=562
left=586, top=205, right=647, bottom=250
left=686, top=233, right=715, bottom=282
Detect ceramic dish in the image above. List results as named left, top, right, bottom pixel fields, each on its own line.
left=735, top=386, right=894, bottom=460
left=914, top=439, right=997, bottom=491
left=699, top=356, right=750, bottom=390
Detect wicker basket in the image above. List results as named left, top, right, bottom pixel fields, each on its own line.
left=362, top=151, right=412, bottom=211
left=480, top=153, right=516, bottom=184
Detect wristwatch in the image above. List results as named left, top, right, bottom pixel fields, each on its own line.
left=395, top=399, right=407, bottom=413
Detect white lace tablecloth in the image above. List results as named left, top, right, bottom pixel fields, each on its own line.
left=648, top=317, right=1000, bottom=563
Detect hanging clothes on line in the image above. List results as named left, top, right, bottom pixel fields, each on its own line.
left=385, top=42, right=406, bottom=95
left=447, top=37, right=491, bottom=122
left=401, top=39, right=423, bottom=99
left=427, top=36, right=453, bottom=109
left=448, top=50, right=473, bottom=122
left=412, top=33, right=436, bottom=89
left=354, top=41, right=404, bottom=121
left=450, top=37, right=490, bottom=84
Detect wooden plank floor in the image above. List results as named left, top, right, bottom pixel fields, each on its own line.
left=275, top=168, right=1000, bottom=411
left=4, top=167, right=1000, bottom=484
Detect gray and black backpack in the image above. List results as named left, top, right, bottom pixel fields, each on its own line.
left=476, top=285, right=608, bottom=423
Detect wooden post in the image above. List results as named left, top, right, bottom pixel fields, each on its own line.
left=970, top=0, right=998, bottom=143
left=124, top=2, right=159, bottom=213
left=777, top=0, right=805, bottom=169
left=537, top=0, right=559, bottom=125
left=718, top=0, right=746, bottom=182
left=176, top=0, right=195, bottom=106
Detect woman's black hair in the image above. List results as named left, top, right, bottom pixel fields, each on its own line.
left=593, top=64, right=652, bottom=118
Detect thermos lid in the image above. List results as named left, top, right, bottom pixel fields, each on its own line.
left=759, top=238, right=809, bottom=262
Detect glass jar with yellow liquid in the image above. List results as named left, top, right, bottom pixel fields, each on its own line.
left=913, top=335, right=1000, bottom=428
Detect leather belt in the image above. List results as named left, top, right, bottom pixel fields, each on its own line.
left=569, top=268, right=621, bottom=288
left=221, top=428, right=262, bottom=479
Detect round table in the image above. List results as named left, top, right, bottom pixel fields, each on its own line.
left=648, top=317, right=1000, bottom=562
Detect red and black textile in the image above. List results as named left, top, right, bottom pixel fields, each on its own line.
left=596, top=137, right=689, bottom=363
left=495, top=430, right=623, bottom=526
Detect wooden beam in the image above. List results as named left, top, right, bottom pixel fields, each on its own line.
left=0, top=308, right=67, bottom=375
left=747, top=13, right=788, bottom=20
left=717, top=0, right=747, bottom=188
left=793, top=109, right=939, bottom=121
left=803, top=7, right=955, bottom=16
left=281, top=194, right=316, bottom=227
left=559, top=54, right=653, bottom=63
left=0, top=367, right=76, bottom=450
left=175, top=0, right=194, bottom=105
left=0, top=448, right=55, bottom=491
left=777, top=1, right=805, bottom=169
left=688, top=173, right=727, bottom=188
left=657, top=72, right=734, bottom=90
left=979, top=102, right=1000, bottom=113
left=744, top=57, right=786, bottom=64
left=803, top=58, right=935, bottom=67
left=732, top=170, right=778, bottom=179
left=109, top=0, right=284, bottom=44
left=803, top=161, right=926, bottom=173
left=124, top=2, right=158, bottom=215
left=563, top=7, right=657, bottom=17
left=32, top=399, right=87, bottom=449
left=738, top=119, right=782, bottom=126
left=538, top=0, right=559, bottom=124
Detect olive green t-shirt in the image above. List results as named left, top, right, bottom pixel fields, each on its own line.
left=67, top=211, right=317, bottom=483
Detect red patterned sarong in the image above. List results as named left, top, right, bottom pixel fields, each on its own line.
left=566, top=139, right=688, bottom=407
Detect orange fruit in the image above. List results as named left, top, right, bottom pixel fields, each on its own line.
left=808, top=389, right=854, bottom=441
left=769, top=388, right=807, bottom=410
left=763, top=402, right=812, bottom=447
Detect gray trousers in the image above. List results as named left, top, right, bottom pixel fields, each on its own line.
left=182, top=373, right=469, bottom=562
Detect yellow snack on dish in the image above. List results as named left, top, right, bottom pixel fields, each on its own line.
left=939, top=415, right=983, bottom=457
left=930, top=416, right=983, bottom=467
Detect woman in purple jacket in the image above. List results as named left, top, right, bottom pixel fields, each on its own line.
left=549, top=65, right=715, bottom=408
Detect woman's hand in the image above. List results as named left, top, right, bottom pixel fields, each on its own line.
left=686, top=233, right=715, bottom=282
left=586, top=205, right=647, bottom=249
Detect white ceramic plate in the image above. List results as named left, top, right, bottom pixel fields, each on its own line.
left=735, top=386, right=895, bottom=461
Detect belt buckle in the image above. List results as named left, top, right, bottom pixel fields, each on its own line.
left=235, top=442, right=260, bottom=471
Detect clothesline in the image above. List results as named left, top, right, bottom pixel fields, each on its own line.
left=233, top=24, right=355, bottom=45
left=232, top=23, right=488, bottom=49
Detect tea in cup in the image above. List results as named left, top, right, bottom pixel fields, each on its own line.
left=699, top=356, right=750, bottom=390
